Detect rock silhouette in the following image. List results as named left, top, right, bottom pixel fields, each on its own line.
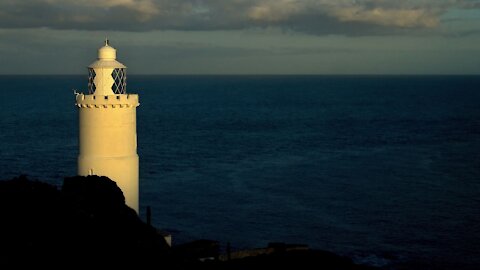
left=0, top=175, right=378, bottom=269
left=0, top=175, right=168, bottom=267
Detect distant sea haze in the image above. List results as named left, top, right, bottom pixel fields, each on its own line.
left=1, top=75, right=479, bottom=269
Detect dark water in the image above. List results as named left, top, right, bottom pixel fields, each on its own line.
left=1, top=75, right=479, bottom=268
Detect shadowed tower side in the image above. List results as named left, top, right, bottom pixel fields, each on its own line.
left=75, top=40, right=140, bottom=213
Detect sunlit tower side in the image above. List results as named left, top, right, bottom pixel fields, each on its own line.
left=75, top=40, right=140, bottom=213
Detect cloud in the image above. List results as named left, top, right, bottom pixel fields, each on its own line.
left=46, top=0, right=160, bottom=19
left=248, top=0, right=303, bottom=22
left=331, top=7, right=439, bottom=28
left=246, top=1, right=442, bottom=27
left=0, top=0, right=478, bottom=35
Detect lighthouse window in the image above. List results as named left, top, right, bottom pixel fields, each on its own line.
left=88, top=68, right=96, bottom=94
left=112, top=68, right=126, bottom=94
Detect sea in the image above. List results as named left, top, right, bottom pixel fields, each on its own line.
left=1, top=75, right=479, bottom=269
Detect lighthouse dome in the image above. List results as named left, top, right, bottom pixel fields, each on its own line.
left=89, top=40, right=126, bottom=69
left=98, top=42, right=116, bottom=60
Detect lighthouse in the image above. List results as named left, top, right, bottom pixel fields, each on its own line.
left=75, top=40, right=140, bottom=213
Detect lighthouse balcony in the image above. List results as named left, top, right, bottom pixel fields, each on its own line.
left=75, top=93, right=139, bottom=108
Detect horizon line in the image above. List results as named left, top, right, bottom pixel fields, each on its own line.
left=0, top=73, right=479, bottom=76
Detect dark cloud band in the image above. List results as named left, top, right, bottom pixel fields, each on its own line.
left=0, top=0, right=477, bottom=35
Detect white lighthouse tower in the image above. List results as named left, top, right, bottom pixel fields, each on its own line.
left=75, top=40, right=140, bottom=213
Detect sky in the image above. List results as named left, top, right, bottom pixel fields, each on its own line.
left=1, top=0, right=480, bottom=75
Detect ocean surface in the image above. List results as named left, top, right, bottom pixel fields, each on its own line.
left=1, top=75, right=479, bottom=269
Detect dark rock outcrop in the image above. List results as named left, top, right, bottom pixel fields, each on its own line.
left=0, top=175, right=169, bottom=267
left=0, top=175, right=378, bottom=269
